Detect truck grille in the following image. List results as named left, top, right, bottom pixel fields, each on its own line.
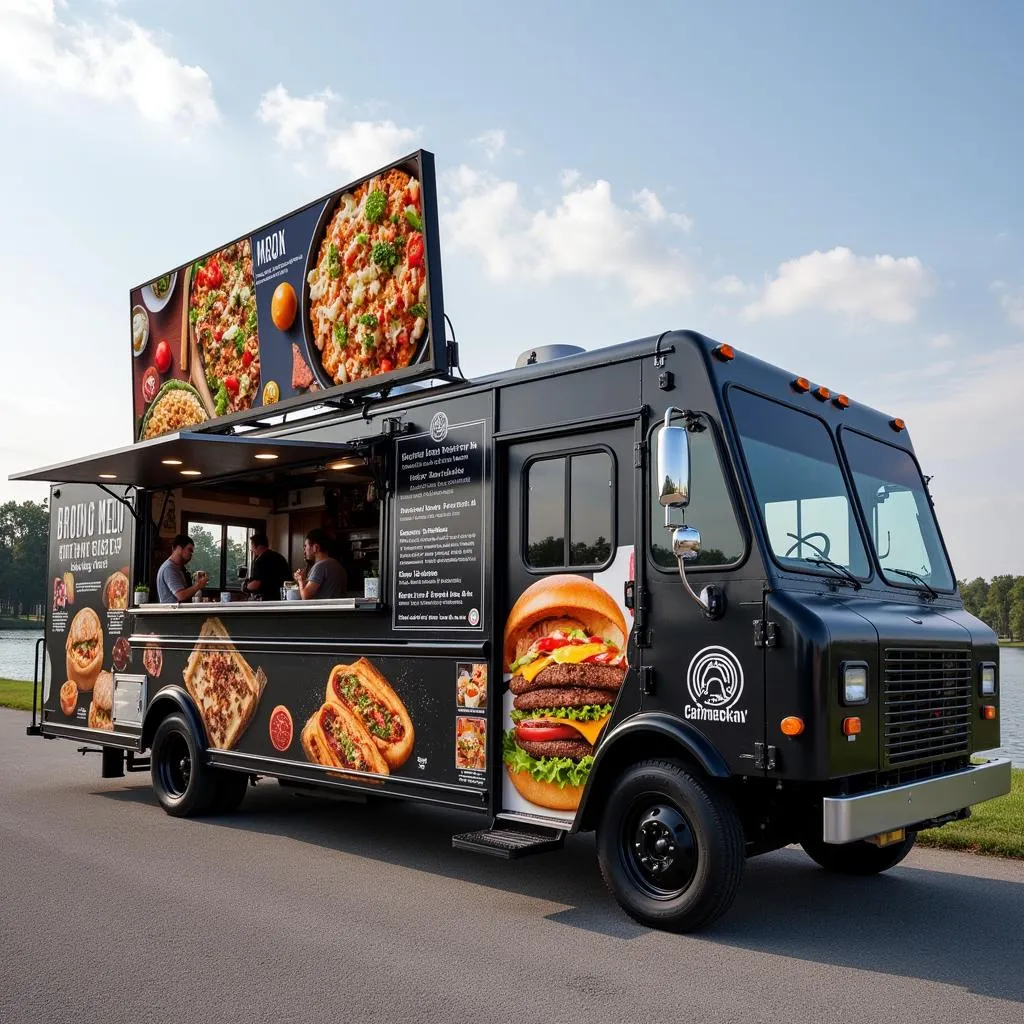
left=883, top=649, right=972, bottom=765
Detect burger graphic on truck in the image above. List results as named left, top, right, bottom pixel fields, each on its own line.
left=502, top=574, right=628, bottom=812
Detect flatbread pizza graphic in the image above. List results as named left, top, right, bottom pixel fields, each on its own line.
left=182, top=617, right=266, bottom=749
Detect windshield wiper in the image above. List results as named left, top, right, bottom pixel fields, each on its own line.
left=887, top=568, right=938, bottom=600
left=805, top=557, right=862, bottom=590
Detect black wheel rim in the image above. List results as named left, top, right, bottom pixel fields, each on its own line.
left=157, top=733, right=191, bottom=799
left=621, top=797, right=698, bottom=900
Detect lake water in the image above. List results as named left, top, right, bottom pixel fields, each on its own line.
left=1, top=629, right=1020, bottom=764
left=0, top=630, right=45, bottom=683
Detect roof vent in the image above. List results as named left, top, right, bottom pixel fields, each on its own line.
left=515, top=344, right=586, bottom=368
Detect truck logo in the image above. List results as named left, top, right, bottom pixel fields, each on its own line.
left=430, top=411, right=449, bottom=442
left=685, top=646, right=747, bottom=724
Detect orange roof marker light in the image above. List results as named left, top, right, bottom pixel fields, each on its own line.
left=813, top=385, right=831, bottom=402
left=780, top=716, right=805, bottom=737
left=833, top=394, right=850, bottom=410
left=791, top=377, right=810, bottom=394
left=713, top=343, right=735, bottom=361
left=890, top=417, right=906, bottom=432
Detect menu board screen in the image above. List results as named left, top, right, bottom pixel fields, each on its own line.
left=393, top=415, right=486, bottom=631
left=129, top=150, right=445, bottom=442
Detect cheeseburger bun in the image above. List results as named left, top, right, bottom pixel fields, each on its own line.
left=503, top=573, right=627, bottom=671
left=506, top=766, right=585, bottom=812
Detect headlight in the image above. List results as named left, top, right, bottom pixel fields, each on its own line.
left=980, top=663, right=997, bottom=697
left=841, top=662, right=868, bottom=705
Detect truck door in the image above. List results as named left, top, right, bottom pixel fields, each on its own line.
left=641, top=416, right=766, bottom=777
left=499, top=423, right=638, bottom=826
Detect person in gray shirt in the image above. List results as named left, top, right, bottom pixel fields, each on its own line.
left=157, top=534, right=209, bottom=603
left=294, top=528, right=348, bottom=600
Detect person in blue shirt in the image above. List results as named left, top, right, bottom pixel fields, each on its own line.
left=156, top=534, right=208, bottom=603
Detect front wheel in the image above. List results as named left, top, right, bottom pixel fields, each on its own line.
left=801, top=832, right=917, bottom=875
left=597, top=759, right=745, bottom=932
left=151, top=713, right=216, bottom=817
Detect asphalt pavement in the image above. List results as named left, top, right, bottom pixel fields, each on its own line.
left=1, top=707, right=1021, bottom=1024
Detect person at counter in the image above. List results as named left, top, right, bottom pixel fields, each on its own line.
left=156, top=534, right=208, bottom=603
left=294, top=528, right=347, bottom=600
left=245, top=532, right=289, bottom=600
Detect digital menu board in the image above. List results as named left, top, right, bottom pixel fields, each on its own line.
left=129, top=150, right=445, bottom=442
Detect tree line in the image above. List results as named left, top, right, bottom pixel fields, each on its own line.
left=0, top=500, right=48, bottom=617
left=958, top=576, right=1024, bottom=640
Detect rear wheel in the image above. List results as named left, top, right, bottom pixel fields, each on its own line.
left=801, top=832, right=917, bottom=875
left=597, top=759, right=745, bottom=932
left=151, top=713, right=216, bottom=817
left=210, top=769, right=250, bottom=815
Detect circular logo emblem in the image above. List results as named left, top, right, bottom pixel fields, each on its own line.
left=467, top=607, right=480, bottom=626
left=686, top=646, right=744, bottom=710
left=430, top=411, right=449, bottom=442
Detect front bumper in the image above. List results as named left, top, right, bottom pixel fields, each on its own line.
left=822, top=758, right=1012, bottom=844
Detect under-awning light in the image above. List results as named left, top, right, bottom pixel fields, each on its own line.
left=161, top=458, right=183, bottom=466
left=180, top=469, right=201, bottom=477
left=254, top=453, right=279, bottom=461
left=328, top=457, right=364, bottom=471
left=98, top=473, right=117, bottom=480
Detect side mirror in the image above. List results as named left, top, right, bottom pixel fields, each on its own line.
left=657, top=409, right=691, bottom=509
left=672, top=526, right=701, bottom=562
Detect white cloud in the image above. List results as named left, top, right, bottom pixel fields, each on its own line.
left=0, top=0, right=218, bottom=127
left=256, top=84, right=420, bottom=179
left=472, top=128, right=506, bottom=161
left=443, top=166, right=697, bottom=306
left=743, top=246, right=933, bottom=323
left=257, top=83, right=336, bottom=148
left=999, top=289, right=1024, bottom=330
left=324, top=120, right=420, bottom=178
left=929, top=333, right=954, bottom=349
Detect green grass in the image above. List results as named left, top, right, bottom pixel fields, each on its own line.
left=0, top=616, right=44, bottom=630
left=917, top=767, right=1024, bottom=859
left=998, top=640, right=1024, bottom=648
left=0, top=679, right=34, bottom=712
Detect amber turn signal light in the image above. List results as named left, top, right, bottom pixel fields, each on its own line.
left=842, top=717, right=862, bottom=736
left=713, top=343, right=735, bottom=361
left=792, top=377, right=810, bottom=393
left=780, top=716, right=805, bottom=737
left=981, top=705, right=997, bottom=720
left=890, top=417, right=906, bottom=432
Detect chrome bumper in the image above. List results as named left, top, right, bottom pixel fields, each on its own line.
left=822, top=758, right=1012, bottom=844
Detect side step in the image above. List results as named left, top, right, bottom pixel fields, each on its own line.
left=452, top=821, right=566, bottom=859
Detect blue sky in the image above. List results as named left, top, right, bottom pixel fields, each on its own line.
left=1, top=0, right=1023, bottom=579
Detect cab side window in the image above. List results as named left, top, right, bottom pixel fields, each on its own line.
left=649, top=424, right=744, bottom=568
left=526, top=451, right=614, bottom=569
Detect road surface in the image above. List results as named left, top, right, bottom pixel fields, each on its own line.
left=0, top=708, right=1021, bottom=1024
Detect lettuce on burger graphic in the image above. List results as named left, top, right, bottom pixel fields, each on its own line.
left=502, top=574, right=628, bottom=811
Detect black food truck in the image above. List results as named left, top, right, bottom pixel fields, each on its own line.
left=15, top=151, right=1010, bottom=933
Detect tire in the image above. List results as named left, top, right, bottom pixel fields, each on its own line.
left=801, top=831, right=917, bottom=875
left=150, top=713, right=216, bottom=817
left=209, top=769, right=250, bottom=815
left=596, top=759, right=745, bottom=932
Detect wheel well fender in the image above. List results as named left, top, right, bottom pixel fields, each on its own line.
left=142, top=685, right=208, bottom=751
left=577, top=713, right=730, bottom=832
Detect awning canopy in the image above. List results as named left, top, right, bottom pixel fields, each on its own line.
left=10, top=431, right=361, bottom=490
